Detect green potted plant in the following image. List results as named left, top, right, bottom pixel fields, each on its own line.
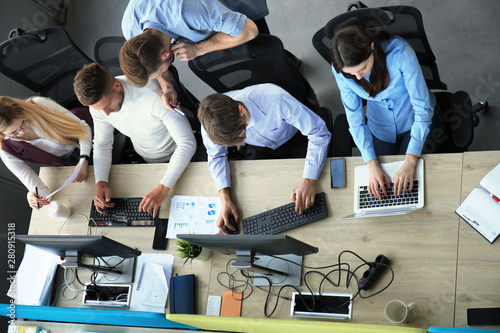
left=176, top=239, right=211, bottom=265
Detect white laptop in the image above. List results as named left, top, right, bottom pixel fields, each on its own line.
left=339, top=159, right=425, bottom=220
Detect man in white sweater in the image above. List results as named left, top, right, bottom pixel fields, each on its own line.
left=74, top=63, right=196, bottom=217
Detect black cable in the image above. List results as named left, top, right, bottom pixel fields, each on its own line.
left=216, top=250, right=395, bottom=318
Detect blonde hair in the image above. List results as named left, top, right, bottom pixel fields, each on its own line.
left=0, top=96, right=89, bottom=147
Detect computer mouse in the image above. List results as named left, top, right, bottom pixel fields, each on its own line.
left=223, top=214, right=239, bottom=234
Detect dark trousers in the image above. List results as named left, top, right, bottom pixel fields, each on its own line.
left=371, top=104, right=444, bottom=156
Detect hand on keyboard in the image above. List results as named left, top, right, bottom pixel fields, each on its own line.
left=94, top=181, right=115, bottom=214
left=393, top=156, right=418, bottom=196
left=367, top=161, right=391, bottom=199
left=291, top=178, right=317, bottom=214
left=139, top=184, right=170, bottom=218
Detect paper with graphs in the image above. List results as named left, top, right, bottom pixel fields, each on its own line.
left=166, top=195, right=221, bottom=238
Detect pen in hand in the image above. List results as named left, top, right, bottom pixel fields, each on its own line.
left=35, top=186, right=40, bottom=209
left=172, top=106, right=185, bottom=116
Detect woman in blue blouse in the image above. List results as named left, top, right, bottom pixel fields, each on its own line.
left=330, top=25, right=438, bottom=199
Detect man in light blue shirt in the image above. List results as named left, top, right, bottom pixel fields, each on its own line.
left=198, top=83, right=331, bottom=233
left=120, top=0, right=258, bottom=111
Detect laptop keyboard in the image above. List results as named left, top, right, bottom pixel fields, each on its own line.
left=358, top=180, right=419, bottom=209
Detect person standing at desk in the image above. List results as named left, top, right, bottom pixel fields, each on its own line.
left=0, top=96, right=92, bottom=209
left=120, top=0, right=258, bottom=111
left=197, top=83, right=331, bottom=233
left=330, top=25, right=440, bottom=198
left=73, top=63, right=196, bottom=217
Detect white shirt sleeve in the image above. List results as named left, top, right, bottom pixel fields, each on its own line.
left=90, top=108, right=116, bottom=184
left=0, top=150, right=49, bottom=197
left=156, top=109, right=197, bottom=188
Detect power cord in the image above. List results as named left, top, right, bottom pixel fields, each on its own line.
left=216, top=250, right=395, bottom=318
left=56, top=213, right=97, bottom=235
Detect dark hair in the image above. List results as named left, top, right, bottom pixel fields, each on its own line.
left=74, top=63, right=115, bottom=106
left=198, top=94, right=246, bottom=147
left=119, top=30, right=165, bottom=88
left=330, top=25, right=390, bottom=97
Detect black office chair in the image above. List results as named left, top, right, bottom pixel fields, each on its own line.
left=188, top=34, right=320, bottom=112
left=312, top=1, right=447, bottom=90
left=0, top=27, right=93, bottom=109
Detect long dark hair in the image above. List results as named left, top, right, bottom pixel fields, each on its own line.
left=330, top=25, right=391, bottom=97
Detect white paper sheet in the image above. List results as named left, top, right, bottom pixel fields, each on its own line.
left=129, top=253, right=174, bottom=313
left=166, top=195, right=221, bottom=238
left=46, top=161, right=84, bottom=199
left=7, top=245, right=59, bottom=305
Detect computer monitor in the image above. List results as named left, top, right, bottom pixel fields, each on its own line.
left=177, top=234, right=318, bottom=286
left=16, top=235, right=141, bottom=274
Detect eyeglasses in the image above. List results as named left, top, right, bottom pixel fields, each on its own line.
left=10, top=119, right=29, bottom=138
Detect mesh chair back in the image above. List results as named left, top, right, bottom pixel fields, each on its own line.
left=312, top=6, right=447, bottom=90
left=92, top=36, right=126, bottom=76
left=0, top=27, right=92, bottom=108
left=188, top=34, right=319, bottom=111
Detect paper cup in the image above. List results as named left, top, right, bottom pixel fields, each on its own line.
left=47, top=201, right=71, bottom=219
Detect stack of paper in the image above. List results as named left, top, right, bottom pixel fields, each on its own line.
left=7, top=245, right=59, bottom=305
left=129, top=253, right=174, bottom=313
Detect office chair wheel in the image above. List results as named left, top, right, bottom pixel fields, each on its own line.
left=472, top=114, right=480, bottom=128
left=472, top=101, right=489, bottom=114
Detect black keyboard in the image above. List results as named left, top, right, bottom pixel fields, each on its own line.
left=358, top=180, right=419, bottom=209
left=89, top=197, right=157, bottom=227
left=242, top=192, right=328, bottom=235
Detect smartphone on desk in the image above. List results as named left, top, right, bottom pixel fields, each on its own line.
left=331, top=158, right=346, bottom=189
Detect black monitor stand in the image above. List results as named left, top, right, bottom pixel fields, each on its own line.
left=232, top=250, right=303, bottom=286
left=60, top=251, right=123, bottom=274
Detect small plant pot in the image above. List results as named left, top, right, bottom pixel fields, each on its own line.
left=194, top=247, right=211, bottom=261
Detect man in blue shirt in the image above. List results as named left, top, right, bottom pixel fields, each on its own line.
left=198, top=83, right=331, bottom=233
left=120, top=0, right=258, bottom=112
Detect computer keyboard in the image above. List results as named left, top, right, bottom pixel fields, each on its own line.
left=242, top=192, right=328, bottom=235
left=358, top=180, right=419, bottom=209
left=89, top=197, right=157, bottom=227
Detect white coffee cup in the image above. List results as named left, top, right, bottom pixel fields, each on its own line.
left=384, top=300, right=417, bottom=324
left=47, top=201, right=71, bottom=219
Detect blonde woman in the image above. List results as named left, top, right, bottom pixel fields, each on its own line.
left=0, top=96, right=92, bottom=209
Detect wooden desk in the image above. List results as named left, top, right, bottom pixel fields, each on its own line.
left=456, top=151, right=500, bottom=328
left=28, top=154, right=464, bottom=329
left=28, top=162, right=221, bottom=315
left=208, top=154, right=463, bottom=328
